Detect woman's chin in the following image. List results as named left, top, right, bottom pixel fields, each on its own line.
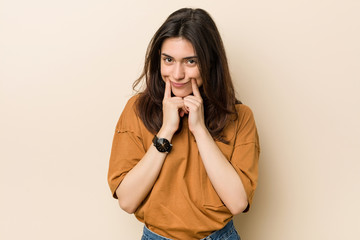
left=172, top=90, right=192, bottom=98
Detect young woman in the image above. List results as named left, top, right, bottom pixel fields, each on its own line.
left=108, top=8, right=260, bottom=240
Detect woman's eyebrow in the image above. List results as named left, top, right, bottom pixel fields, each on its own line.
left=183, top=56, right=198, bottom=60
left=161, top=53, right=173, bottom=58
left=161, top=53, right=198, bottom=59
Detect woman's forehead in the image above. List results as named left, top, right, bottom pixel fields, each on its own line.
left=160, top=37, right=196, bottom=58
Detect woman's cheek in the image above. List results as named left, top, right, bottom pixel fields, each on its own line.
left=160, top=65, right=170, bottom=81
left=186, top=70, right=200, bottom=85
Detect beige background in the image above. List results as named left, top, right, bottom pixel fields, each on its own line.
left=1, top=0, right=359, bottom=239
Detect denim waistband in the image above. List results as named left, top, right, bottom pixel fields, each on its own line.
left=142, top=220, right=236, bottom=240
left=201, top=220, right=235, bottom=240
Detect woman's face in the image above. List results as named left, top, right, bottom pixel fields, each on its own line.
left=160, top=37, right=203, bottom=98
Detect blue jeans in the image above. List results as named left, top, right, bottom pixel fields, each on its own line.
left=141, top=220, right=241, bottom=240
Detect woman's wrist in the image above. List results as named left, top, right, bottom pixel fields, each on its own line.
left=157, top=127, right=175, bottom=141
left=192, top=125, right=210, bottom=141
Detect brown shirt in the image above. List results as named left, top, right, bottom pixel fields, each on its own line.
left=107, top=95, right=260, bottom=240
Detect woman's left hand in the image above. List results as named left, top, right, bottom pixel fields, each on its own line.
left=184, top=79, right=206, bottom=134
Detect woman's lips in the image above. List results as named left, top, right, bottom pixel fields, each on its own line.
left=171, top=81, right=187, bottom=88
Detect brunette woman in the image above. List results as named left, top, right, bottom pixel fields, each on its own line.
left=108, top=8, right=260, bottom=240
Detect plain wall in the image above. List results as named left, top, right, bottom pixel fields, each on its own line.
left=1, top=0, right=359, bottom=239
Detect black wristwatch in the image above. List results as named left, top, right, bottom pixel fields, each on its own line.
left=152, top=135, right=172, bottom=153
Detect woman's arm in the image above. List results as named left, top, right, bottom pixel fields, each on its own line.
left=184, top=79, right=248, bottom=215
left=193, top=128, right=248, bottom=215
left=115, top=130, right=171, bottom=214
left=116, top=80, right=185, bottom=213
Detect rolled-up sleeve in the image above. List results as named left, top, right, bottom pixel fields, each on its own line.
left=107, top=96, right=146, bottom=199
left=230, top=105, right=260, bottom=212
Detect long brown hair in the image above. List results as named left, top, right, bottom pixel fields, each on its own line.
left=133, top=8, right=240, bottom=142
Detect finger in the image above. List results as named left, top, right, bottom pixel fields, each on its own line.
left=179, top=109, right=185, bottom=117
left=191, top=79, right=201, bottom=98
left=177, top=102, right=188, bottom=117
left=179, top=102, right=189, bottom=114
left=184, top=98, right=197, bottom=110
left=164, top=79, right=171, bottom=99
left=172, top=99, right=188, bottom=113
left=184, top=95, right=201, bottom=103
left=184, top=95, right=202, bottom=108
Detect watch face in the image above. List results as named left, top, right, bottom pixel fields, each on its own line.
left=158, top=138, right=167, bottom=148
left=153, top=136, right=172, bottom=153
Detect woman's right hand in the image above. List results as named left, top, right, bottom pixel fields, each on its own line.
left=116, top=81, right=181, bottom=213
left=159, top=80, right=187, bottom=137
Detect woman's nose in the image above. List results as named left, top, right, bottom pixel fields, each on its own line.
left=173, top=63, right=185, bottom=80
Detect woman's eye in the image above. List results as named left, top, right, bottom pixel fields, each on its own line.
left=186, top=59, right=197, bottom=65
left=164, top=58, right=172, bottom=63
